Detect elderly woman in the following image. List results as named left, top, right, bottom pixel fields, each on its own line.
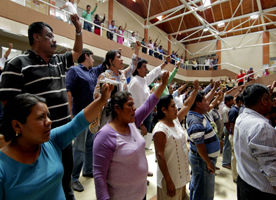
left=0, top=84, right=113, bottom=200
left=93, top=72, right=169, bottom=200
left=152, top=80, right=199, bottom=200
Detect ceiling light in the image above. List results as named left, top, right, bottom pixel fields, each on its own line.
left=203, top=0, right=211, bottom=7
left=203, top=28, right=209, bottom=32
left=218, top=22, right=225, bottom=27
left=132, top=0, right=136, bottom=2
left=250, top=15, right=259, bottom=19
left=157, top=16, right=162, bottom=21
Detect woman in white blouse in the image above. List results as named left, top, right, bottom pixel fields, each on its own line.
left=153, top=80, right=199, bottom=200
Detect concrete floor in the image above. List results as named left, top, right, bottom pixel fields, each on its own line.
left=74, top=141, right=237, bottom=200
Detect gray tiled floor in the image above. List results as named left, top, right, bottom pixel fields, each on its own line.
left=74, top=142, right=237, bottom=200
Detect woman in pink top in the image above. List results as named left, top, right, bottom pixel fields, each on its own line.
left=117, top=23, right=127, bottom=45
left=93, top=72, right=170, bottom=200
left=264, top=68, right=270, bottom=76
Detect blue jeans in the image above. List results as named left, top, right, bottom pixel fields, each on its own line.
left=222, top=127, right=232, bottom=166
left=83, top=21, right=92, bottom=32
left=149, top=50, right=153, bottom=56
left=189, top=151, right=217, bottom=200
left=72, top=127, right=94, bottom=182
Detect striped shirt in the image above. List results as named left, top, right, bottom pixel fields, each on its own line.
left=186, top=111, right=220, bottom=158
left=0, top=50, right=74, bottom=128
left=234, top=108, right=276, bottom=194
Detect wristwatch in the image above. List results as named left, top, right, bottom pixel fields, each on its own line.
left=75, top=30, right=82, bottom=35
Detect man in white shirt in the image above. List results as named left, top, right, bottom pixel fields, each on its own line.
left=60, top=0, right=80, bottom=23
left=107, top=20, right=116, bottom=40
left=130, top=31, right=138, bottom=49
left=129, top=56, right=170, bottom=133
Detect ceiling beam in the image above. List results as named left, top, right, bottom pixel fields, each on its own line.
left=148, top=0, right=202, bottom=21
left=224, top=0, right=244, bottom=32
left=169, top=6, right=276, bottom=35
left=256, top=0, right=266, bottom=31
left=182, top=22, right=276, bottom=43
left=148, top=0, right=229, bottom=27
left=146, top=0, right=152, bottom=26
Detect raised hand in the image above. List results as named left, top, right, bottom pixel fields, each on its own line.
left=176, top=61, right=181, bottom=69
left=193, top=79, right=199, bottom=91
left=100, top=83, right=114, bottom=102
left=165, top=56, right=171, bottom=64
left=71, top=14, right=82, bottom=32
left=9, top=43, right=13, bottom=48
left=161, top=71, right=169, bottom=86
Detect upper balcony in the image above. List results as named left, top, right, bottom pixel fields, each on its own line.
left=0, top=0, right=238, bottom=82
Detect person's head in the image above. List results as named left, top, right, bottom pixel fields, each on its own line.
left=132, top=32, right=135, bottom=37
left=86, top=5, right=91, bottom=11
left=142, top=38, right=145, bottom=42
left=107, top=91, right=136, bottom=123
left=172, top=51, right=175, bottom=54
left=240, top=69, right=243, bottom=74
left=224, top=95, right=234, bottom=107
left=243, top=84, right=272, bottom=116
left=78, top=48, right=94, bottom=67
left=190, top=91, right=209, bottom=114
left=133, top=59, right=148, bottom=77
left=94, top=14, right=99, bottom=20
left=159, top=45, right=163, bottom=49
left=176, top=54, right=178, bottom=58
left=155, top=95, right=177, bottom=121
left=249, top=67, right=253, bottom=71
left=168, top=85, right=174, bottom=95
left=28, top=22, right=56, bottom=56
left=265, top=68, right=269, bottom=73
left=69, top=0, right=74, bottom=3
left=118, top=26, right=122, bottom=30
left=102, top=49, right=122, bottom=72
left=149, top=39, right=152, bottom=44
left=157, top=74, right=162, bottom=83
left=0, top=94, right=51, bottom=143
left=111, top=20, right=115, bottom=26
left=235, top=94, right=243, bottom=108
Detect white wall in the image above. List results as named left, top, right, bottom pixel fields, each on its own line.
left=269, top=30, right=276, bottom=58
left=220, top=32, right=263, bottom=74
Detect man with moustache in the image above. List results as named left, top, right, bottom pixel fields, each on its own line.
left=0, top=14, right=83, bottom=200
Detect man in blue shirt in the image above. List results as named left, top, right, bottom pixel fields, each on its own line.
left=66, top=49, right=103, bottom=192
left=186, top=82, right=220, bottom=200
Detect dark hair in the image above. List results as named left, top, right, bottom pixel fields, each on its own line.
left=154, top=95, right=173, bottom=122
left=111, top=20, right=115, bottom=23
left=28, top=22, right=53, bottom=46
left=224, top=95, right=234, bottom=103
left=107, top=91, right=132, bottom=119
left=94, top=14, right=99, bottom=20
left=149, top=39, right=152, bottom=43
left=132, top=32, right=135, bottom=35
left=0, top=94, right=47, bottom=142
left=243, top=84, right=269, bottom=107
left=102, top=49, right=121, bottom=72
left=142, top=38, right=145, bottom=42
left=118, top=26, right=122, bottom=30
left=235, top=94, right=243, bottom=104
left=270, top=106, right=276, bottom=114
left=190, top=91, right=206, bottom=110
left=86, top=5, right=91, bottom=8
left=133, top=59, right=148, bottom=76
left=78, top=48, right=93, bottom=63
left=159, top=45, right=162, bottom=48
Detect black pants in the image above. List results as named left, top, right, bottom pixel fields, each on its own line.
left=62, top=143, right=75, bottom=200
left=237, top=176, right=276, bottom=200
left=238, top=82, right=243, bottom=86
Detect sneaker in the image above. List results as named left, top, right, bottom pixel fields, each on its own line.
left=72, top=181, right=84, bottom=192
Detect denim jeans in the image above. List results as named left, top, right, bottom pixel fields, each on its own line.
left=222, top=127, right=232, bottom=166
left=83, top=21, right=92, bottom=32
left=72, top=127, right=94, bottom=182
left=149, top=50, right=153, bottom=56
left=189, top=151, right=217, bottom=200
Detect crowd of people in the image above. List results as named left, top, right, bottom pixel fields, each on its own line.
left=0, top=11, right=276, bottom=200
